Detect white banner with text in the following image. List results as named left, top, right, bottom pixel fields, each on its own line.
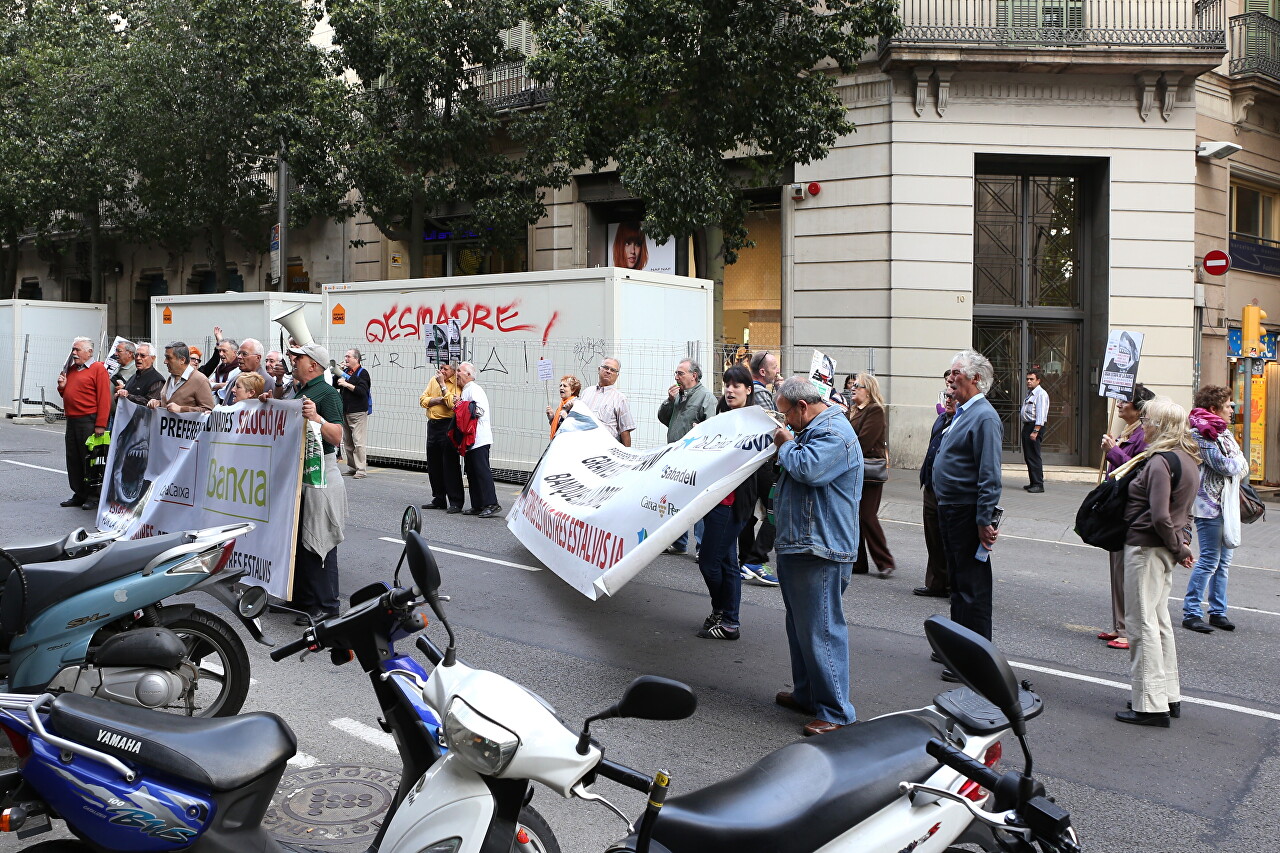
left=507, top=405, right=778, bottom=599
left=96, top=398, right=305, bottom=600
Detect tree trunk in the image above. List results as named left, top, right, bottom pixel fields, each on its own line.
left=705, top=224, right=725, bottom=356
left=407, top=189, right=426, bottom=278
left=86, top=205, right=103, bottom=304
left=210, top=221, right=229, bottom=292
left=1, top=230, right=17, bottom=299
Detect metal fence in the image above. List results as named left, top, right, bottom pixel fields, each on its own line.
left=1230, top=11, right=1280, bottom=79
left=887, top=0, right=1226, bottom=49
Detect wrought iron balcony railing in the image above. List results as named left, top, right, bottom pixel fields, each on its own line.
left=886, top=0, right=1226, bottom=51
left=1230, top=12, right=1280, bottom=80
left=465, top=60, right=550, bottom=111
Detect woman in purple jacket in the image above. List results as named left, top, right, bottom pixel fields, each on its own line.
left=1097, top=384, right=1154, bottom=650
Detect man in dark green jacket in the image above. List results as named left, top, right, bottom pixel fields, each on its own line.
left=658, top=358, right=716, bottom=442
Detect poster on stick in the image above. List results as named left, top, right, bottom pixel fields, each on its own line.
left=507, top=405, right=778, bottom=599
left=1098, top=330, right=1144, bottom=400
left=95, top=398, right=305, bottom=600
left=808, top=349, right=836, bottom=398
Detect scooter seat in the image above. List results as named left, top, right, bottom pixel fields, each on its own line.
left=49, top=692, right=296, bottom=792
left=3, top=539, right=65, bottom=567
left=9, top=532, right=191, bottom=627
left=649, top=714, right=944, bottom=853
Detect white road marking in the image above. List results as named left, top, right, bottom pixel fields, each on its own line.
left=1, top=459, right=66, bottom=474
left=884, top=517, right=1280, bottom=574
left=1167, top=597, right=1280, bottom=618
left=30, top=428, right=63, bottom=436
left=378, top=537, right=540, bottom=572
left=287, top=751, right=320, bottom=768
left=331, top=717, right=397, bottom=753
left=1009, top=661, right=1280, bottom=722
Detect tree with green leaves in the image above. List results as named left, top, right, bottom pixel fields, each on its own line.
left=0, top=0, right=130, bottom=301
left=114, top=0, right=347, bottom=292
left=528, top=0, right=900, bottom=264
left=327, top=0, right=570, bottom=276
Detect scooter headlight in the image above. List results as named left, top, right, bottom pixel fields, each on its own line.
left=442, top=697, right=519, bottom=776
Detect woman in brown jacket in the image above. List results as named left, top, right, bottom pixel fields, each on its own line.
left=847, top=373, right=895, bottom=577
left=1117, top=397, right=1200, bottom=727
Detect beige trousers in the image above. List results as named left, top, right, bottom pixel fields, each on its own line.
left=343, top=412, right=368, bottom=474
left=1107, top=549, right=1126, bottom=638
left=1122, top=544, right=1181, bottom=713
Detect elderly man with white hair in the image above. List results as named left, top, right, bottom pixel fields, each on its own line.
left=56, top=337, right=112, bottom=509
left=455, top=362, right=501, bottom=518
left=932, top=349, right=1004, bottom=677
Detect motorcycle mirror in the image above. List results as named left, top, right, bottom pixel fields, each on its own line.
left=238, top=585, right=269, bottom=619
left=612, top=676, right=698, bottom=722
left=401, top=505, right=422, bottom=540
left=924, top=616, right=1025, bottom=736
left=405, top=530, right=442, bottom=602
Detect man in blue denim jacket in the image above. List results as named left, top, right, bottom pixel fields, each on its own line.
left=770, top=377, right=863, bottom=736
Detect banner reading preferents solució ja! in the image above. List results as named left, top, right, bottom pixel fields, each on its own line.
left=95, top=398, right=305, bottom=600
left=507, top=405, right=778, bottom=599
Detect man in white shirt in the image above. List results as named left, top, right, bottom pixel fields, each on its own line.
left=578, top=357, right=636, bottom=446
left=1021, top=369, right=1049, bottom=493
left=457, top=362, right=501, bottom=518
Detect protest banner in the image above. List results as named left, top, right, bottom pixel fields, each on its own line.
left=96, top=398, right=305, bottom=600
left=507, top=404, right=778, bottom=599
left=808, top=349, right=836, bottom=398
left=1098, top=329, right=1144, bottom=401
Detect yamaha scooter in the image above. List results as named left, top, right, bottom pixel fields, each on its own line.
left=0, top=522, right=268, bottom=717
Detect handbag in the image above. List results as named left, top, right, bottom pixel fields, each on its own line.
left=863, top=457, right=888, bottom=483
left=1241, top=481, right=1266, bottom=525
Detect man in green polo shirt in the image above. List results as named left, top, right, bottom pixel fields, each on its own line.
left=289, top=341, right=347, bottom=625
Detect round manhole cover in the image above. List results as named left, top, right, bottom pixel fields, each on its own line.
left=265, top=764, right=401, bottom=845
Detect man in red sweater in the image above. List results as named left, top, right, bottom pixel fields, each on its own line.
left=56, top=337, right=111, bottom=509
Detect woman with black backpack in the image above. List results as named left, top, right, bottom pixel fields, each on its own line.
left=1116, top=398, right=1201, bottom=727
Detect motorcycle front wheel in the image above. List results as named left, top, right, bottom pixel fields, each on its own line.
left=164, top=609, right=250, bottom=717
left=518, top=804, right=560, bottom=853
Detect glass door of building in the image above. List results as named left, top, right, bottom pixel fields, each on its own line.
left=973, top=172, right=1087, bottom=464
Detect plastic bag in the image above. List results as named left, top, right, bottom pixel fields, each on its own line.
left=302, top=421, right=327, bottom=488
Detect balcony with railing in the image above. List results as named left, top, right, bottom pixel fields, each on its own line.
left=882, top=0, right=1227, bottom=70
left=1230, top=12, right=1280, bottom=90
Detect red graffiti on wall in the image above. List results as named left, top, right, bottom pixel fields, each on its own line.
left=363, top=300, right=548, bottom=343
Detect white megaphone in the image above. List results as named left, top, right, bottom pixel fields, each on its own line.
left=272, top=303, right=313, bottom=349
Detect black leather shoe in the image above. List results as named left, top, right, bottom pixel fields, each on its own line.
left=461, top=508, right=480, bottom=515
left=1209, top=615, right=1236, bottom=631
left=60, top=496, right=83, bottom=507
left=1129, top=701, right=1180, bottom=719
left=81, top=500, right=97, bottom=510
left=446, top=506, right=462, bottom=514
left=940, top=669, right=961, bottom=683
left=930, top=652, right=943, bottom=664
left=477, top=505, right=502, bottom=519
left=1115, top=709, right=1170, bottom=727
left=1026, top=485, right=1044, bottom=493
left=422, top=503, right=446, bottom=510
left=1182, top=617, right=1214, bottom=634
left=293, top=613, right=313, bottom=626
left=913, top=587, right=949, bottom=598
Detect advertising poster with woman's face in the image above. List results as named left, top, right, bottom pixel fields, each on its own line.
left=609, top=221, right=676, bottom=274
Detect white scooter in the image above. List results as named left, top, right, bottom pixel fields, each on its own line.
left=378, top=530, right=1079, bottom=853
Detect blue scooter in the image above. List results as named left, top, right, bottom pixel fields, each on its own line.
left=0, top=522, right=269, bottom=718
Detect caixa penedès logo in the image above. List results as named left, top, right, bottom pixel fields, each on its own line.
left=640, top=495, right=680, bottom=518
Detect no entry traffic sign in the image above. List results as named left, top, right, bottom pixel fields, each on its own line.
left=1203, top=249, right=1231, bottom=276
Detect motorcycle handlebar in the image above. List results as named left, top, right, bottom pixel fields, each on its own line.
left=415, top=634, right=444, bottom=666
left=926, top=738, right=1001, bottom=791
left=270, top=633, right=315, bottom=662
left=595, top=758, right=652, bottom=793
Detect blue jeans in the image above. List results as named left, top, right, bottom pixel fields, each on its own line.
left=697, top=505, right=746, bottom=626
left=1183, top=515, right=1232, bottom=620
left=673, top=519, right=705, bottom=553
left=776, top=553, right=856, bottom=725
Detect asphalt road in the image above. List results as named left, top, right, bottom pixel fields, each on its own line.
left=1, top=416, right=1278, bottom=852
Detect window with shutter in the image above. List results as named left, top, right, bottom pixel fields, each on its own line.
left=1245, top=0, right=1280, bottom=64
left=997, top=0, right=1084, bottom=40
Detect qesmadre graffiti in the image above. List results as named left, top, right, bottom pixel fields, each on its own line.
left=363, top=299, right=560, bottom=344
